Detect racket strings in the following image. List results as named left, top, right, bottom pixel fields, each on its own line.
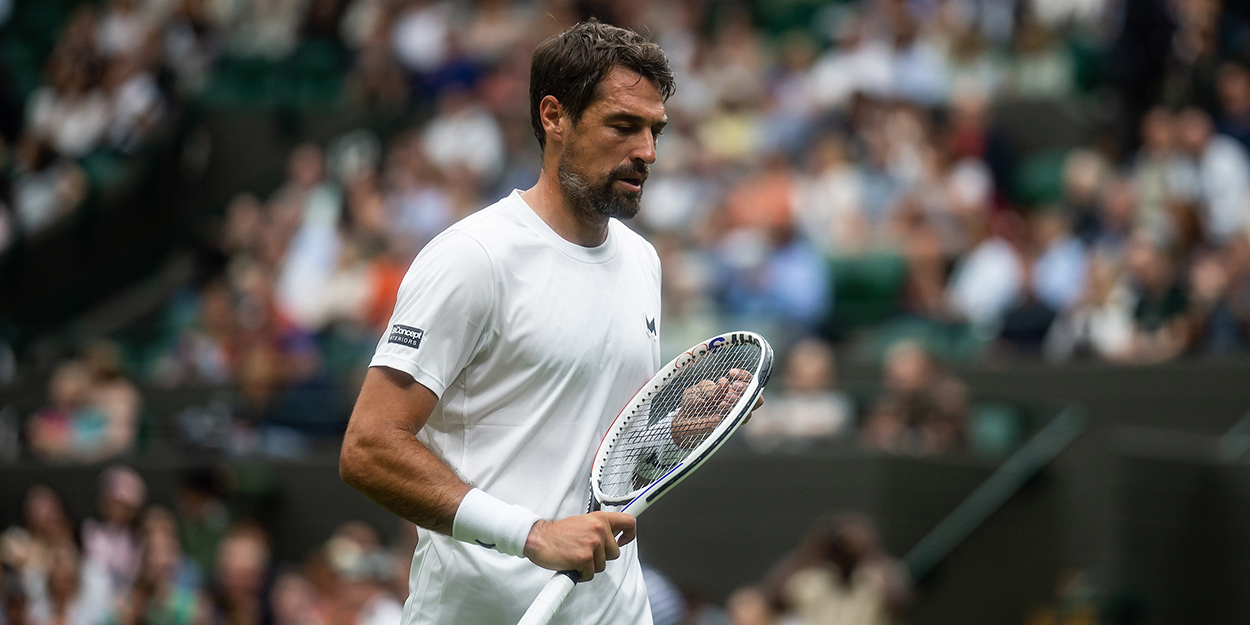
left=597, top=342, right=762, bottom=499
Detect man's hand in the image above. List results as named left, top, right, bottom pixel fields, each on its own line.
left=671, top=368, right=753, bottom=447
left=523, top=512, right=637, bottom=582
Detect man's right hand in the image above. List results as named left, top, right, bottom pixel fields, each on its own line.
left=523, top=512, right=637, bottom=581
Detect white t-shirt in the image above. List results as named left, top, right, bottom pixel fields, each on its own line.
left=370, top=190, right=662, bottom=625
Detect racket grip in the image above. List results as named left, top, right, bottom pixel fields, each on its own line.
left=517, top=570, right=578, bottom=625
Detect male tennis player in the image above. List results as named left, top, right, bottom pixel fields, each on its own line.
left=340, top=21, right=739, bottom=625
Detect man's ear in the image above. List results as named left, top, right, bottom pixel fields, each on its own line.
left=539, top=95, right=564, bottom=147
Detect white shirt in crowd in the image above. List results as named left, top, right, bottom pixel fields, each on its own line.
left=370, top=190, right=662, bottom=625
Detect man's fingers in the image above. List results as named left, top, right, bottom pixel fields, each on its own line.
left=728, top=368, right=751, bottom=381
left=605, top=512, right=637, bottom=547
left=594, top=541, right=606, bottom=573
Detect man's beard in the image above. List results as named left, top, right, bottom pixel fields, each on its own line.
left=557, top=149, right=648, bottom=221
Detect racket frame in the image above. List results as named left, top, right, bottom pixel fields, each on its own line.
left=591, top=330, right=773, bottom=516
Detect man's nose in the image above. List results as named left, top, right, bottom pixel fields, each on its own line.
left=633, top=131, right=657, bottom=164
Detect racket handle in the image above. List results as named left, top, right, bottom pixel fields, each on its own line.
left=517, top=570, right=578, bottom=625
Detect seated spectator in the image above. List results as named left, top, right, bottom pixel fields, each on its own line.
left=102, top=53, right=164, bottom=153
left=1125, top=234, right=1190, bottom=362
left=82, top=341, right=141, bottom=460
left=11, top=139, right=88, bottom=236
left=115, top=522, right=201, bottom=625
left=26, top=342, right=139, bottom=464
left=1030, top=209, right=1089, bottom=313
left=862, top=341, right=968, bottom=455
left=207, top=524, right=271, bottom=625
left=944, top=212, right=1024, bottom=338
left=744, top=338, right=853, bottom=449
left=1, top=486, right=76, bottom=593
left=24, top=542, right=112, bottom=625
left=81, top=466, right=146, bottom=595
left=1185, top=248, right=1249, bottom=354
left=792, top=133, right=868, bottom=255
left=26, top=54, right=111, bottom=159
left=96, top=0, right=152, bottom=60
left=175, top=471, right=230, bottom=581
left=26, top=361, right=108, bottom=462
left=1006, top=20, right=1073, bottom=98
left=324, top=523, right=400, bottom=625
left=1175, top=107, right=1250, bottom=246
left=270, top=571, right=324, bottom=625
left=1044, top=254, right=1136, bottom=362
left=1216, top=61, right=1250, bottom=152
left=758, top=513, right=912, bottom=625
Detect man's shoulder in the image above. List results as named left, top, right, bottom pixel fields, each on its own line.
left=610, top=220, right=660, bottom=264
left=444, top=194, right=521, bottom=241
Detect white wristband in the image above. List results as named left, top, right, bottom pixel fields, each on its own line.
left=452, top=488, right=541, bottom=557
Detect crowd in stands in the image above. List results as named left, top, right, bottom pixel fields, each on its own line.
left=2, top=468, right=413, bottom=625
left=7, top=0, right=1250, bottom=458
left=1, top=0, right=167, bottom=250
left=4, top=469, right=779, bottom=625
left=727, top=513, right=912, bottom=625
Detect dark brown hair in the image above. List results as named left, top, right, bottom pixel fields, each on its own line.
left=529, top=20, right=675, bottom=150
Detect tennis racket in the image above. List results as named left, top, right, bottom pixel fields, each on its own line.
left=517, top=330, right=773, bottom=625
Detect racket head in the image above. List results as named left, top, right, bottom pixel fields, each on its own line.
left=590, top=331, right=773, bottom=513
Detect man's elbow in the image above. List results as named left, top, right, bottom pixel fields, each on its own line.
left=339, top=430, right=369, bottom=490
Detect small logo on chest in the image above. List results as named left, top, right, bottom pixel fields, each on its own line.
left=645, top=317, right=656, bottom=336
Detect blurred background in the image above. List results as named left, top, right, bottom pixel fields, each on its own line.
left=2, top=0, right=1250, bottom=623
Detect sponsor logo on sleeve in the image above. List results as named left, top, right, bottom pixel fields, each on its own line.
left=388, top=325, right=425, bottom=349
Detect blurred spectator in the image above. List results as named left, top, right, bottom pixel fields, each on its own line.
left=758, top=513, right=912, bottom=625
left=1007, top=20, right=1074, bottom=98
left=1216, top=61, right=1250, bottom=151
left=1, top=486, right=76, bottom=596
left=1044, top=254, right=1136, bottom=362
left=744, top=338, right=853, bottom=449
left=102, top=53, right=164, bottom=153
left=1130, top=107, right=1186, bottom=248
left=944, top=213, right=1024, bottom=337
left=1185, top=244, right=1250, bottom=354
left=26, top=362, right=108, bottom=462
left=24, top=543, right=112, bottom=625
left=81, top=466, right=145, bottom=594
left=228, top=0, right=305, bottom=59
left=96, top=0, right=152, bottom=60
left=324, top=523, right=400, bottom=625
left=1029, top=209, right=1089, bottom=313
left=862, top=341, right=967, bottom=455
left=25, top=342, right=140, bottom=463
left=420, top=86, right=505, bottom=184
left=114, top=519, right=202, bottom=625
left=390, top=0, right=451, bottom=75
left=26, top=54, right=110, bottom=159
left=175, top=470, right=229, bottom=585
left=270, top=571, right=323, bottom=625
left=1175, top=107, right=1250, bottom=245
left=206, top=524, right=271, bottom=625
left=792, top=133, right=868, bottom=255
left=11, top=139, right=87, bottom=235
left=1125, top=234, right=1190, bottom=362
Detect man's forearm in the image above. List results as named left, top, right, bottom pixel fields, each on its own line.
left=340, top=420, right=470, bottom=535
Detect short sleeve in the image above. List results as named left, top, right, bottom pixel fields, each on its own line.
left=370, top=230, right=494, bottom=397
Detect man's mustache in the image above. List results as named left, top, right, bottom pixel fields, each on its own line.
left=607, top=162, right=649, bottom=185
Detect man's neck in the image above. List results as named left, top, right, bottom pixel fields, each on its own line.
left=520, top=171, right=610, bottom=247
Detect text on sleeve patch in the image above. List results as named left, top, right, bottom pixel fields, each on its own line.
left=388, top=325, right=425, bottom=348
